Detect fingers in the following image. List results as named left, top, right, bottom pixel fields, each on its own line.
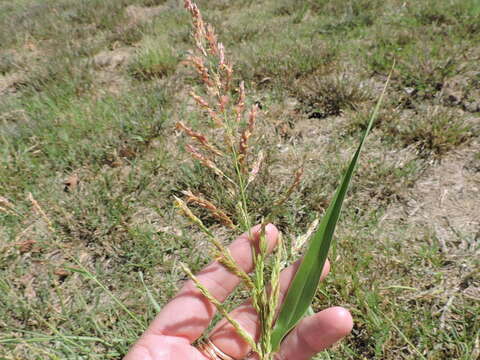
left=141, top=224, right=279, bottom=343
left=208, top=259, right=331, bottom=359
left=274, top=307, right=353, bottom=360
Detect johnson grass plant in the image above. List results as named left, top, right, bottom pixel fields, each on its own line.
left=176, top=1, right=390, bottom=358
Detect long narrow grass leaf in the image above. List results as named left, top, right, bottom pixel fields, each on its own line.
left=67, top=261, right=145, bottom=329
left=381, top=311, right=427, bottom=360
left=271, top=71, right=392, bottom=351
left=139, top=271, right=162, bottom=313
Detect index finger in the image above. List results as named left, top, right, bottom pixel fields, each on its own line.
left=142, top=224, right=279, bottom=343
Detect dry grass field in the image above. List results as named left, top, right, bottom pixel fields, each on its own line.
left=0, top=0, right=479, bottom=359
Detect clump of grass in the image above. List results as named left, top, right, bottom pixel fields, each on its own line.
left=292, top=73, right=371, bottom=119
left=347, top=100, right=474, bottom=158
left=0, top=52, right=16, bottom=75
left=130, top=36, right=179, bottom=80
left=384, top=106, right=473, bottom=156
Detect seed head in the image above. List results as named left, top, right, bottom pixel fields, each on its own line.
left=185, top=144, right=227, bottom=179
left=274, top=167, right=304, bottom=208
left=182, top=190, right=236, bottom=229
left=184, top=0, right=207, bottom=56
left=190, top=91, right=210, bottom=109
left=174, top=195, right=203, bottom=228
left=235, top=81, right=246, bottom=123
left=218, top=43, right=225, bottom=67
left=176, top=122, right=223, bottom=156
left=238, top=104, right=258, bottom=170
left=248, top=150, right=265, bottom=185
left=187, top=55, right=214, bottom=88
left=218, top=95, right=229, bottom=113
left=205, top=23, right=219, bottom=56
left=189, top=91, right=223, bottom=127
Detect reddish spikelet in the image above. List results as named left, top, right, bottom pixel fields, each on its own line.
left=218, top=43, right=233, bottom=93
left=238, top=104, right=258, bottom=169
left=235, top=81, right=246, bottom=123
left=185, top=144, right=226, bottom=178
left=183, top=0, right=196, bottom=14
left=182, top=190, right=236, bottom=229
left=218, top=95, right=229, bottom=113
left=247, top=104, right=258, bottom=132
left=223, top=62, right=233, bottom=92
left=188, top=54, right=214, bottom=88
left=176, top=122, right=223, bottom=156
left=184, top=0, right=207, bottom=56
left=190, top=91, right=210, bottom=109
left=274, top=168, right=304, bottom=208
left=190, top=91, right=223, bottom=127
left=205, top=24, right=219, bottom=56
left=190, top=92, right=223, bottom=126
left=208, top=109, right=223, bottom=127
left=248, top=150, right=265, bottom=185
left=218, top=43, right=225, bottom=67
left=211, top=73, right=222, bottom=98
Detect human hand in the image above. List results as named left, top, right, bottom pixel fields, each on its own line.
left=124, top=224, right=353, bottom=360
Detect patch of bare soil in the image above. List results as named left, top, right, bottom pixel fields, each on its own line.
left=263, top=96, right=345, bottom=164
left=0, top=43, right=45, bottom=95
left=394, top=138, right=480, bottom=250
left=92, top=47, right=135, bottom=95
left=93, top=47, right=134, bottom=70
left=411, top=142, right=479, bottom=247
left=381, top=138, right=480, bottom=321
left=0, top=72, right=26, bottom=95
left=442, top=70, right=480, bottom=113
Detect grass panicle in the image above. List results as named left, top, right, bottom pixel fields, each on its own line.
left=177, top=1, right=294, bottom=358
left=181, top=189, right=236, bottom=229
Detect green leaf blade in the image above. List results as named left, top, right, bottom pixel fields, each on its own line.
left=270, top=73, right=391, bottom=351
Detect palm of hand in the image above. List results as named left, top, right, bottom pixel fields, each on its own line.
left=126, top=334, right=205, bottom=359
